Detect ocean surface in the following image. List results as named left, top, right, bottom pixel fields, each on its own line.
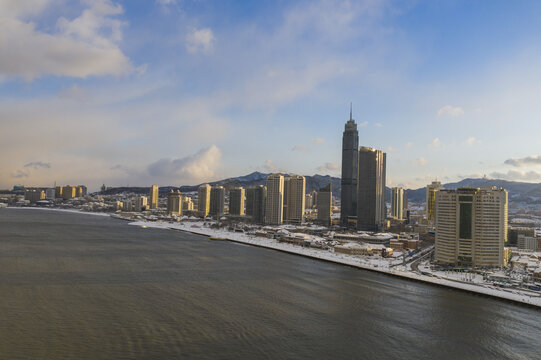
left=0, top=208, right=540, bottom=359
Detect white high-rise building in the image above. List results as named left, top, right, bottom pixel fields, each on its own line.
left=435, top=187, right=508, bottom=267
left=285, top=175, right=305, bottom=224
left=150, top=184, right=159, bottom=209
left=390, top=187, right=404, bottom=220
left=167, top=190, right=182, bottom=215
left=265, top=173, right=284, bottom=225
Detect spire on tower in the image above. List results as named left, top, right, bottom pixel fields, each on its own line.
left=349, top=102, right=352, bottom=121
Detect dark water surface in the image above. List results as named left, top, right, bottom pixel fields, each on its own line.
left=0, top=208, right=540, bottom=359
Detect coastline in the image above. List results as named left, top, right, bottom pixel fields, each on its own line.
left=3, top=207, right=540, bottom=308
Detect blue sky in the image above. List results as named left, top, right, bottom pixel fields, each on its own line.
left=2, top=0, right=541, bottom=191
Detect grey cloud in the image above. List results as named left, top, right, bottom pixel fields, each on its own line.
left=490, top=170, right=541, bottom=181
left=317, top=162, right=339, bottom=172
left=147, top=145, right=221, bottom=181
left=504, top=155, right=541, bottom=167
left=24, top=161, right=51, bottom=169
left=11, top=170, right=29, bottom=178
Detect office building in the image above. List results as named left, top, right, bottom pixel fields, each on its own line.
left=305, top=194, right=313, bottom=209
left=210, top=186, right=225, bottom=218
left=341, top=105, right=359, bottom=225
left=229, top=187, right=245, bottom=216
left=198, top=184, right=211, bottom=217
left=167, top=190, right=182, bottom=215
left=426, top=180, right=443, bottom=223
left=55, top=186, right=63, bottom=198
left=149, top=184, right=159, bottom=209
left=265, top=173, right=284, bottom=225
left=45, top=188, right=55, bottom=199
left=317, top=183, right=332, bottom=226
left=285, top=175, right=305, bottom=224
left=508, top=227, right=536, bottom=246
left=357, top=147, right=386, bottom=231
left=391, top=187, right=404, bottom=220
left=311, top=190, right=318, bottom=209
left=434, top=187, right=508, bottom=267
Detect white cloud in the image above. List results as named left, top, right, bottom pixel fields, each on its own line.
left=504, top=155, right=541, bottom=167
left=186, top=28, right=215, bottom=54
left=317, top=162, right=339, bottom=173
left=386, top=146, right=394, bottom=153
left=359, top=121, right=368, bottom=127
left=437, top=105, right=464, bottom=117
left=489, top=170, right=541, bottom=181
left=263, top=160, right=277, bottom=172
left=466, top=136, right=477, bottom=145
left=147, top=145, right=222, bottom=182
left=374, top=122, right=383, bottom=127
left=0, top=0, right=133, bottom=80
left=415, top=157, right=427, bottom=166
left=405, top=142, right=413, bottom=148
left=312, top=138, right=325, bottom=145
left=429, top=137, right=441, bottom=149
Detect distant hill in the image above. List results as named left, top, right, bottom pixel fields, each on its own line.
left=101, top=172, right=341, bottom=197
left=404, top=178, right=541, bottom=205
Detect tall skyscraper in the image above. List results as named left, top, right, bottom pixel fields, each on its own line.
left=210, top=186, right=225, bottom=218
left=251, top=185, right=266, bottom=224
left=198, top=184, right=211, bottom=217
left=265, top=173, right=284, bottom=225
left=357, top=147, right=386, bottom=232
left=167, top=190, right=182, bottom=215
left=391, top=187, right=404, bottom=220
left=426, top=180, right=443, bottom=224
left=150, top=184, right=159, bottom=209
left=317, top=183, right=332, bottom=226
left=341, top=104, right=359, bottom=226
left=285, top=175, right=306, bottom=224
left=229, top=187, right=245, bottom=216
left=435, top=187, right=508, bottom=267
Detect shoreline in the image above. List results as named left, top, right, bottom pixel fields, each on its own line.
left=129, top=219, right=541, bottom=309
left=4, top=207, right=540, bottom=308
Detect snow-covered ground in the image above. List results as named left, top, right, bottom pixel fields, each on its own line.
left=129, top=219, right=541, bottom=308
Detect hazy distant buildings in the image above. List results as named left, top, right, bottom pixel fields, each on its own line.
left=341, top=105, right=359, bottom=226
left=246, top=187, right=255, bottom=216
left=229, top=187, right=245, bottom=216
left=285, top=175, right=305, bottom=224
left=134, top=196, right=148, bottom=212
left=391, top=187, right=404, bottom=220
left=25, top=189, right=45, bottom=203
left=317, top=183, right=332, bottom=226
left=434, top=187, right=508, bottom=267
left=210, top=186, right=225, bottom=218
left=198, top=184, right=211, bottom=217
left=182, top=196, right=194, bottom=211
left=518, top=234, right=538, bottom=252
left=265, top=173, right=284, bottom=225
left=55, top=186, right=63, bottom=199
left=357, top=147, right=386, bottom=232
left=45, top=188, right=55, bottom=200
left=167, top=190, right=182, bottom=215
left=150, top=184, right=159, bottom=209
left=62, top=185, right=76, bottom=200
left=305, top=194, right=313, bottom=209
left=426, top=180, right=443, bottom=224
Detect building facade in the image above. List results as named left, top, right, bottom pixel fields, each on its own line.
left=391, top=187, right=404, bottom=220
left=251, top=185, right=266, bottom=224
left=341, top=105, right=359, bottom=226
left=317, top=183, right=332, bottom=226
left=357, top=147, right=386, bottom=231
left=265, top=173, right=284, bottom=225
left=229, top=187, right=245, bottom=216
left=434, top=187, right=508, bottom=267
left=285, top=175, right=306, bottom=224
left=426, top=180, right=443, bottom=224
left=198, top=184, right=211, bottom=217
left=210, top=186, right=225, bottom=218
left=149, top=184, right=159, bottom=209
left=62, top=185, right=76, bottom=200
left=167, top=190, right=182, bottom=215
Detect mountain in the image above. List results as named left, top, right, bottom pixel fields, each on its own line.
left=101, top=172, right=341, bottom=197
left=404, top=178, right=541, bottom=205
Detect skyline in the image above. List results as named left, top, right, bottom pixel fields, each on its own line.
left=3, top=1, right=541, bottom=191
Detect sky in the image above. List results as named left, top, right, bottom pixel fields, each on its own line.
left=2, top=0, right=541, bottom=191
